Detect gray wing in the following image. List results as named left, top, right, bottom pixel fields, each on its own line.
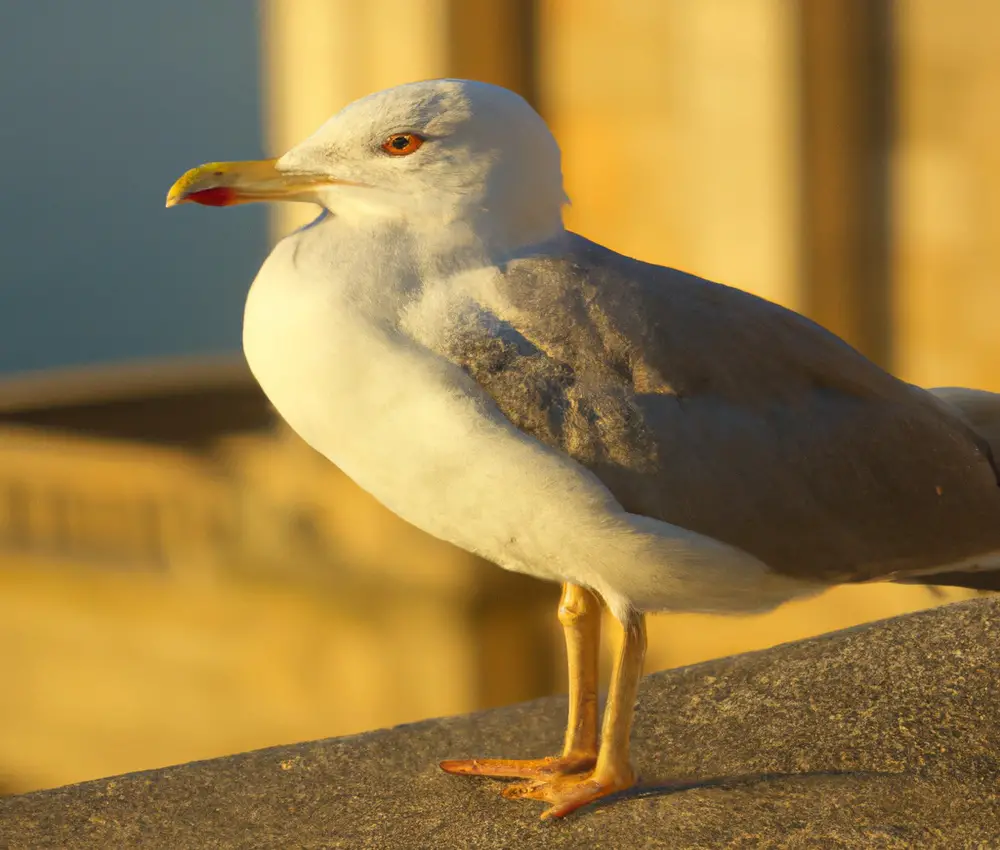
left=442, top=232, right=1000, bottom=583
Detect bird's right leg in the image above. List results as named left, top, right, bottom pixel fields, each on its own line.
left=439, top=582, right=601, bottom=779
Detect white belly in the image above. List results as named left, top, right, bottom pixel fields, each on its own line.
left=241, top=237, right=818, bottom=619
left=244, top=263, right=613, bottom=585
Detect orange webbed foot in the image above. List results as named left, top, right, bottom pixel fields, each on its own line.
left=440, top=753, right=635, bottom=819
left=502, top=767, right=636, bottom=819
left=439, top=751, right=595, bottom=781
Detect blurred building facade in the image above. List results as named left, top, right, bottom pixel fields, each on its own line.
left=3, top=0, right=997, bottom=793
left=0, top=360, right=557, bottom=793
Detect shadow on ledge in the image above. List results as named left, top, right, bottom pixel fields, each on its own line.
left=3, top=598, right=1000, bottom=848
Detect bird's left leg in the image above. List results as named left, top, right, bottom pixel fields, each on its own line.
left=505, top=608, right=647, bottom=818
left=439, top=582, right=601, bottom=780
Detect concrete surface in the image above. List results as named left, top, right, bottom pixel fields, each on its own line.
left=2, top=597, right=999, bottom=848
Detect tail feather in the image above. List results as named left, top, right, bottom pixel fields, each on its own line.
left=896, top=570, right=1000, bottom=592
left=899, top=387, right=1000, bottom=592
left=930, top=386, right=1000, bottom=463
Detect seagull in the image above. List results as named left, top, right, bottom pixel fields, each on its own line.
left=167, top=79, right=1000, bottom=819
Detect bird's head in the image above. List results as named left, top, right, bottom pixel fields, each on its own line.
left=167, top=79, right=568, bottom=249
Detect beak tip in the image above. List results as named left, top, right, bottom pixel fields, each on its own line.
left=165, top=187, right=187, bottom=209
left=165, top=158, right=286, bottom=210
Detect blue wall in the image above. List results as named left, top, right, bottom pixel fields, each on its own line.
left=0, top=0, right=268, bottom=374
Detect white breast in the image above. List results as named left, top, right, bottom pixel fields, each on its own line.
left=241, top=221, right=817, bottom=619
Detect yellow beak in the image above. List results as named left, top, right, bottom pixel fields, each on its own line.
left=165, top=159, right=354, bottom=208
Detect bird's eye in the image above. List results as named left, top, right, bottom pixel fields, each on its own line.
left=381, top=133, right=425, bottom=156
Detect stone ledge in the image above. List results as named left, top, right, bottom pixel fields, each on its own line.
left=3, top=598, right=1000, bottom=849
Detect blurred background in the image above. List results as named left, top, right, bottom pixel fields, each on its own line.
left=1, top=0, right=998, bottom=796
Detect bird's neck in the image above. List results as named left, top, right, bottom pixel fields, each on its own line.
left=265, top=202, right=565, bottom=334
left=327, top=188, right=565, bottom=266
left=412, top=211, right=564, bottom=273
left=452, top=205, right=565, bottom=261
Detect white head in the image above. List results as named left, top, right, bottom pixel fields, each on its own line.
left=167, top=79, right=568, bottom=252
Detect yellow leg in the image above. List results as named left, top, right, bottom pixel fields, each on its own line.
left=510, top=609, right=647, bottom=819
left=559, top=583, right=601, bottom=760
left=589, top=610, right=647, bottom=799
left=440, top=583, right=602, bottom=780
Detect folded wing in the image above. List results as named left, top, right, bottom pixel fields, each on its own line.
left=441, top=232, right=1000, bottom=583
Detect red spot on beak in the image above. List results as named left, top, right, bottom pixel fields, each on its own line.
left=187, top=186, right=239, bottom=207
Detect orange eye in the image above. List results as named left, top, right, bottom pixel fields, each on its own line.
left=381, top=133, right=425, bottom=156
